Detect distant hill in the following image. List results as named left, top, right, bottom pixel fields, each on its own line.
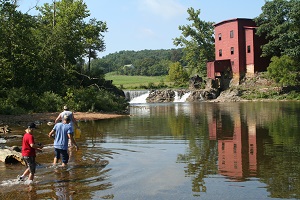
left=90, top=48, right=186, bottom=76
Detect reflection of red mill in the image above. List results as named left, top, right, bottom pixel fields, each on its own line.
left=218, top=115, right=243, bottom=178
left=208, top=110, right=257, bottom=179
left=248, top=122, right=257, bottom=175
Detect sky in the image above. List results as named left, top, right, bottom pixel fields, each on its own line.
left=17, top=0, right=266, bottom=57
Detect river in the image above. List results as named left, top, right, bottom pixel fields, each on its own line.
left=1, top=101, right=300, bottom=199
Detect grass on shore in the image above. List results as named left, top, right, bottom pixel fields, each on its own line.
left=105, top=73, right=173, bottom=89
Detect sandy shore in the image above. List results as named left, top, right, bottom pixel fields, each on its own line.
left=0, top=112, right=128, bottom=125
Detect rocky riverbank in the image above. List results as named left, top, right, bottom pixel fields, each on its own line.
left=0, top=112, right=127, bottom=126
left=145, top=73, right=299, bottom=103
left=146, top=88, right=220, bottom=103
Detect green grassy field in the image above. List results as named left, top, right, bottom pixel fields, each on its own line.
left=105, top=73, right=173, bottom=89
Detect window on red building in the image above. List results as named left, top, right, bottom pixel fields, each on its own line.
left=230, top=30, right=234, bottom=38
left=247, top=45, right=251, bottom=53
left=231, top=47, right=234, bottom=55
left=218, top=33, right=222, bottom=41
left=219, top=49, right=222, bottom=57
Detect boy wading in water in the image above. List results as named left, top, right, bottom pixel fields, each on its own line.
left=48, top=115, right=79, bottom=167
left=55, top=105, right=80, bottom=147
left=18, top=123, right=43, bottom=184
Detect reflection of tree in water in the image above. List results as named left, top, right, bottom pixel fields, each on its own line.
left=177, top=138, right=218, bottom=196
left=258, top=136, right=300, bottom=198
left=174, top=105, right=232, bottom=196
left=125, top=101, right=300, bottom=198
left=256, top=104, right=300, bottom=199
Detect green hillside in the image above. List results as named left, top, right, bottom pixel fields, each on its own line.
left=105, top=73, right=173, bottom=89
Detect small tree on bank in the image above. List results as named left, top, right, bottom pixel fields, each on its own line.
left=173, top=8, right=215, bottom=77
left=167, top=62, right=189, bottom=87
left=267, top=55, right=299, bottom=86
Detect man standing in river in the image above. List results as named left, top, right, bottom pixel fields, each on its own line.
left=48, top=115, right=79, bottom=167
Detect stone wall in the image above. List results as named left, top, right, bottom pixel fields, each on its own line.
left=146, top=88, right=219, bottom=103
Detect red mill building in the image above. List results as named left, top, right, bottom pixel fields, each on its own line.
left=207, top=18, right=270, bottom=86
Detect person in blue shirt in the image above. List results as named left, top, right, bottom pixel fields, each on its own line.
left=48, top=115, right=79, bottom=167
left=55, top=105, right=80, bottom=146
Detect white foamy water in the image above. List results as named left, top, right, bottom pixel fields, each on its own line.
left=174, top=92, right=191, bottom=103
left=129, top=91, right=150, bottom=104
left=129, top=91, right=191, bottom=104
left=0, top=178, right=33, bottom=186
left=0, top=138, right=6, bottom=143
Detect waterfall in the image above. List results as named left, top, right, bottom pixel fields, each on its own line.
left=174, top=91, right=191, bottom=102
left=174, top=91, right=180, bottom=102
left=130, top=92, right=150, bottom=104
left=124, top=90, right=149, bottom=101
left=124, top=90, right=149, bottom=104
left=124, top=90, right=191, bottom=104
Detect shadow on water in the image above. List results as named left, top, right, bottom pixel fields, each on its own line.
left=1, top=101, right=300, bottom=199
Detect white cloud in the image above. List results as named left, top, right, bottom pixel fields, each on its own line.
left=139, top=0, right=186, bottom=20
left=138, top=28, right=157, bottom=38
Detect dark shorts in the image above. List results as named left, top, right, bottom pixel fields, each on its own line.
left=54, top=148, right=69, bottom=164
left=23, top=156, right=36, bottom=174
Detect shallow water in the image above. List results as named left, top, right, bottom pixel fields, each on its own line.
left=1, top=101, right=300, bottom=199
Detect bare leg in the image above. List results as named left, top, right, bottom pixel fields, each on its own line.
left=21, top=168, right=30, bottom=177
left=53, top=157, right=58, bottom=165
left=28, top=173, right=34, bottom=181
left=61, top=162, right=68, bottom=167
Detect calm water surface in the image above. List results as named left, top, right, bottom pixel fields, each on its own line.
left=1, top=101, right=300, bottom=200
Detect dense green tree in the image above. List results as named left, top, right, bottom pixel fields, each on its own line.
left=35, top=0, right=87, bottom=94
left=84, top=18, right=107, bottom=74
left=0, top=0, right=39, bottom=91
left=267, top=55, right=299, bottom=86
left=133, top=57, right=156, bottom=76
left=32, top=0, right=108, bottom=94
left=94, top=49, right=184, bottom=76
left=255, top=0, right=300, bottom=63
left=0, top=0, right=127, bottom=114
left=148, top=60, right=170, bottom=76
left=173, top=8, right=215, bottom=77
left=167, top=62, right=189, bottom=86
left=88, top=58, right=109, bottom=75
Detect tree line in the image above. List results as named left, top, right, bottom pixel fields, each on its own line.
left=255, top=0, right=300, bottom=86
left=0, top=0, right=127, bottom=114
left=90, top=48, right=186, bottom=76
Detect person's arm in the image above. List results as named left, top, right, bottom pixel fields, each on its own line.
left=68, top=133, right=79, bottom=151
left=30, top=143, right=43, bottom=150
left=48, top=129, right=55, bottom=138
left=72, top=114, right=79, bottom=128
left=54, top=114, right=61, bottom=124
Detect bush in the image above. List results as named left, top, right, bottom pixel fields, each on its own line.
left=0, top=100, right=26, bottom=115
left=267, top=56, right=299, bottom=86
left=167, top=62, right=189, bottom=86
left=63, top=87, right=128, bottom=113
left=0, top=87, right=31, bottom=114
left=0, top=86, right=128, bottom=115
left=36, top=92, right=63, bottom=112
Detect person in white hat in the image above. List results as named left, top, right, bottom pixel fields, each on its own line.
left=55, top=105, right=78, bottom=128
